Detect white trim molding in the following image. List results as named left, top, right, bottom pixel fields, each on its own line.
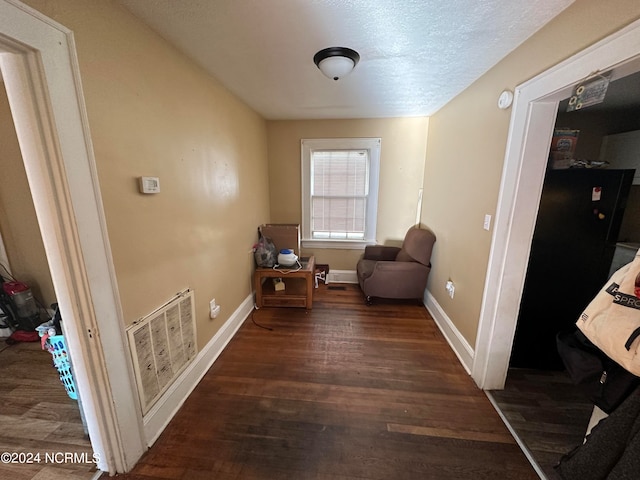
left=302, top=239, right=376, bottom=250
left=143, top=294, right=255, bottom=446
left=0, top=0, right=146, bottom=472
left=301, top=138, right=381, bottom=248
left=327, top=269, right=358, bottom=284
left=424, top=290, right=474, bottom=374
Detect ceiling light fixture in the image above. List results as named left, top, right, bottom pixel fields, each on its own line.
left=313, top=47, right=360, bottom=81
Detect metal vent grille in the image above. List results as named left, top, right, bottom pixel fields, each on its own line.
left=127, top=289, right=197, bottom=415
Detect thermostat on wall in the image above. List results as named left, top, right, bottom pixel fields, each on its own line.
left=139, top=176, right=160, bottom=194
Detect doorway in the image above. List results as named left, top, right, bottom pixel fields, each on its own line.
left=473, top=18, right=640, bottom=391
left=491, top=68, right=640, bottom=477
left=510, top=70, right=640, bottom=371
left=471, top=15, right=640, bottom=480
left=0, top=0, right=146, bottom=474
left=0, top=77, right=95, bottom=478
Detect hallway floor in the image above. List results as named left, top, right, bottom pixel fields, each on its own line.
left=0, top=339, right=97, bottom=480
left=488, top=368, right=595, bottom=479
left=107, top=284, right=537, bottom=479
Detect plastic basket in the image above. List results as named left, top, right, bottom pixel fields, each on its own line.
left=54, top=360, right=77, bottom=400
left=46, top=335, right=69, bottom=365
left=45, top=335, right=78, bottom=400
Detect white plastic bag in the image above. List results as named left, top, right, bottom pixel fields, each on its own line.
left=577, top=249, right=640, bottom=376
left=254, top=234, right=277, bottom=268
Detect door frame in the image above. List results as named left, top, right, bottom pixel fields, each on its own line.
left=473, top=18, right=640, bottom=389
left=0, top=0, right=145, bottom=472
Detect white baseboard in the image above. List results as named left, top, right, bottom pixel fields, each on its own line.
left=142, top=294, right=254, bottom=446
left=423, top=290, right=474, bottom=374
left=327, top=269, right=358, bottom=284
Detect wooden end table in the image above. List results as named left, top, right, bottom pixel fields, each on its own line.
left=254, top=256, right=315, bottom=309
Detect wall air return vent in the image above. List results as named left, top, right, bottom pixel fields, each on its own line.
left=126, top=289, right=197, bottom=415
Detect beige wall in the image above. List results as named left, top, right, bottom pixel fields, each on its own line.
left=422, top=0, right=640, bottom=345
left=22, top=0, right=271, bottom=348
left=267, top=117, right=429, bottom=270
left=18, top=0, right=640, bottom=354
left=0, top=87, right=56, bottom=308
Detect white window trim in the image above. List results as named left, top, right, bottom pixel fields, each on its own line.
left=301, top=138, right=380, bottom=249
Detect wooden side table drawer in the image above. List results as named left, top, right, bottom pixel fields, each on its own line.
left=262, top=296, right=307, bottom=308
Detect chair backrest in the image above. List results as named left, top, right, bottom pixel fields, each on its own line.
left=395, top=226, right=436, bottom=266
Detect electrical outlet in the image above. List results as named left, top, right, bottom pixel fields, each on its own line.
left=446, top=280, right=455, bottom=299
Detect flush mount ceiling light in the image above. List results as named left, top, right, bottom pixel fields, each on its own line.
left=313, top=47, right=360, bottom=81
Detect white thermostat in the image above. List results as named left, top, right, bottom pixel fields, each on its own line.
left=139, top=176, right=160, bottom=194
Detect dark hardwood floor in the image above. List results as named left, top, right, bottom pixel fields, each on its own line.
left=109, top=284, right=538, bottom=479
left=0, top=339, right=96, bottom=480
left=488, top=368, right=595, bottom=480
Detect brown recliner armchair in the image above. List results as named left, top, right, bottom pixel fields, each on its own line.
left=356, top=225, right=436, bottom=304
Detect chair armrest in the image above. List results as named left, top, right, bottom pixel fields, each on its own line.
left=363, top=245, right=401, bottom=261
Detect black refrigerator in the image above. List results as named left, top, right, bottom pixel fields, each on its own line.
left=510, top=168, right=634, bottom=370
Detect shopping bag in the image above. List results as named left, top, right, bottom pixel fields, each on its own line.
left=577, top=248, right=640, bottom=376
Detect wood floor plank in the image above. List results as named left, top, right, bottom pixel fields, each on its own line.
left=109, top=284, right=537, bottom=479
left=489, top=367, right=594, bottom=479
left=0, top=341, right=95, bottom=480
left=0, top=414, right=62, bottom=440
left=386, top=422, right=516, bottom=444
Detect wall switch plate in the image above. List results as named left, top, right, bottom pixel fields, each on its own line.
left=483, top=214, right=492, bottom=231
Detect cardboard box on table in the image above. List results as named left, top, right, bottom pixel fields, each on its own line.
left=259, top=224, right=301, bottom=256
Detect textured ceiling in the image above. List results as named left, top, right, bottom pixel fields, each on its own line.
left=118, top=0, right=575, bottom=120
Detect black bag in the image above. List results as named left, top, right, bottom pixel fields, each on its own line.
left=556, top=329, right=640, bottom=414
left=554, top=385, right=640, bottom=480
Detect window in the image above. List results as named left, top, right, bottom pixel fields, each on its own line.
left=301, top=138, right=380, bottom=248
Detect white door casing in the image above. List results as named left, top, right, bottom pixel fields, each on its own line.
left=0, top=0, right=146, bottom=472
left=474, top=18, right=640, bottom=390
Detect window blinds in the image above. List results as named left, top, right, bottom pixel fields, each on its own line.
left=311, top=149, right=369, bottom=239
